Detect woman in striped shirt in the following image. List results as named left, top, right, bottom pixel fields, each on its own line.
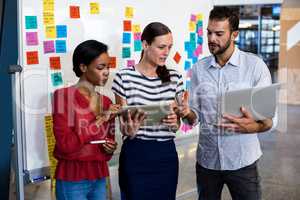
left=112, top=22, right=184, bottom=200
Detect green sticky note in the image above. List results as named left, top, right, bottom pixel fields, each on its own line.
left=25, top=16, right=38, bottom=29
left=51, top=72, right=63, bottom=87
left=122, top=47, right=131, bottom=58
left=134, top=40, right=142, bottom=52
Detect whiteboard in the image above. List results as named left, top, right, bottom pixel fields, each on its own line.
left=18, top=0, right=213, bottom=181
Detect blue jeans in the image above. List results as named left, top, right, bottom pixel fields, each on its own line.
left=56, top=178, right=107, bottom=200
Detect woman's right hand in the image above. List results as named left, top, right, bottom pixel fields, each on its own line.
left=120, top=110, right=146, bottom=138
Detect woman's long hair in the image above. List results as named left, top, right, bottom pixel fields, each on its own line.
left=140, top=22, right=171, bottom=83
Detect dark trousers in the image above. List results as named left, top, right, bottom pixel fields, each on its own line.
left=196, top=161, right=261, bottom=200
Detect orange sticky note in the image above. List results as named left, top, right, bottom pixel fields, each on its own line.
left=123, top=20, right=132, bottom=31
left=173, top=52, right=181, bottom=64
left=70, top=6, right=80, bottom=18
left=49, top=56, right=61, bottom=70
left=26, top=51, right=39, bottom=65
left=109, top=57, right=116, bottom=68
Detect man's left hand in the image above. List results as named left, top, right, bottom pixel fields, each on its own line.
left=219, top=107, right=263, bottom=133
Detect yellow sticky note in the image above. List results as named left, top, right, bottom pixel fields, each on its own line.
left=189, top=21, right=196, bottom=32
left=43, top=11, right=55, bottom=25
left=90, top=2, right=100, bottom=14
left=125, top=6, right=134, bottom=19
left=196, top=13, right=203, bottom=21
left=45, top=25, right=56, bottom=38
left=43, top=0, right=54, bottom=11
left=132, top=24, right=141, bottom=33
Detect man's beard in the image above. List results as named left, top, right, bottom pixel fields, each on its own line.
left=209, top=37, right=231, bottom=56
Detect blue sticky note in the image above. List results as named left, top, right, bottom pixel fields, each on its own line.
left=51, top=72, right=63, bottom=87
left=192, top=57, right=198, bottom=64
left=187, top=50, right=194, bottom=59
left=123, top=32, right=131, bottom=44
left=185, top=80, right=191, bottom=90
left=56, top=25, right=67, bottom=38
left=25, top=16, right=37, bottom=29
left=190, top=41, right=196, bottom=50
left=197, top=36, right=203, bottom=44
left=184, top=41, right=190, bottom=51
left=56, top=40, right=67, bottom=53
left=190, top=33, right=196, bottom=42
left=134, top=40, right=142, bottom=52
left=122, top=47, right=131, bottom=58
left=184, top=61, right=191, bottom=71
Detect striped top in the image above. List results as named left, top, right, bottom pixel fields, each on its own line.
left=112, top=66, right=184, bottom=141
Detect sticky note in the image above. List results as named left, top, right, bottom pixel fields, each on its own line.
left=192, top=57, right=198, bottom=64
left=187, top=68, right=192, bottom=78
left=187, top=49, right=194, bottom=59
left=26, top=51, right=39, bottom=65
left=43, top=11, right=55, bottom=25
left=122, top=47, right=131, bottom=58
left=190, top=14, right=197, bottom=22
left=132, top=24, right=141, bottom=33
left=43, top=0, right=54, bottom=11
left=134, top=40, right=142, bottom=51
left=26, top=32, right=38, bottom=46
left=190, top=33, right=196, bottom=42
left=185, top=80, right=191, bottom=90
left=184, top=41, right=190, bottom=51
left=123, top=20, right=132, bottom=31
left=25, top=16, right=37, bottom=29
left=197, top=27, right=203, bottom=36
left=193, top=45, right=202, bottom=57
left=70, top=6, right=80, bottom=18
left=181, top=124, right=192, bottom=132
left=196, top=14, right=203, bottom=21
left=173, top=52, right=181, bottom=64
left=43, top=41, right=55, bottom=53
left=125, top=6, right=134, bottom=19
left=190, top=41, right=196, bottom=50
left=123, top=32, right=131, bottom=44
left=51, top=72, right=63, bottom=87
left=127, top=60, right=135, bottom=67
left=184, top=61, right=191, bottom=71
left=197, top=21, right=203, bottom=28
left=134, top=33, right=141, bottom=41
left=55, top=40, right=67, bottom=53
left=45, top=25, right=56, bottom=38
left=49, top=56, right=61, bottom=70
left=109, top=57, right=116, bottom=68
left=56, top=25, right=67, bottom=38
left=197, top=36, right=203, bottom=45
left=189, top=21, right=196, bottom=32
left=90, top=2, right=100, bottom=14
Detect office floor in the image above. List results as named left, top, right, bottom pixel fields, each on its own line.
left=11, top=104, right=300, bottom=200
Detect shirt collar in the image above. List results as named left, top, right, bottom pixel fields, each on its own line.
left=208, top=47, right=240, bottom=69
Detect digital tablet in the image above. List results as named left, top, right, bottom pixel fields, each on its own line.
left=120, top=103, right=172, bottom=126
left=221, top=83, right=281, bottom=120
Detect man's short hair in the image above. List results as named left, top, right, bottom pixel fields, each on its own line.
left=209, top=7, right=239, bottom=32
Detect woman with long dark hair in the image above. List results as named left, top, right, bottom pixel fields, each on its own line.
left=112, top=22, right=184, bottom=200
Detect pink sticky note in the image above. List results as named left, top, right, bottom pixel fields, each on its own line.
left=197, top=27, right=203, bottom=36
left=26, top=32, right=38, bottom=46
left=134, top=33, right=141, bottom=41
left=43, top=41, right=55, bottom=53
left=127, top=59, right=135, bottom=67
left=187, top=68, right=192, bottom=78
left=193, top=45, right=202, bottom=57
left=190, top=14, right=197, bottom=22
left=181, top=124, right=192, bottom=132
